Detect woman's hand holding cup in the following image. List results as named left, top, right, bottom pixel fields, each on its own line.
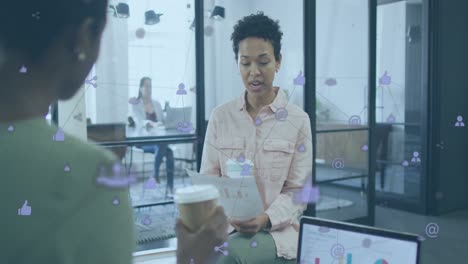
left=174, top=185, right=229, bottom=264
left=175, top=206, right=229, bottom=264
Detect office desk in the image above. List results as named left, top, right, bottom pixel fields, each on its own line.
left=126, top=126, right=190, bottom=139
left=96, top=126, right=197, bottom=147
left=93, top=125, right=197, bottom=205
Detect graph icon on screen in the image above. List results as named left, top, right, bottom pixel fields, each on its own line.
left=374, top=259, right=389, bottom=264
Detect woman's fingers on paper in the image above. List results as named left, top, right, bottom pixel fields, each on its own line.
left=229, top=218, right=248, bottom=225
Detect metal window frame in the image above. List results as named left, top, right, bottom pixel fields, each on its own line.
left=300, top=0, right=377, bottom=225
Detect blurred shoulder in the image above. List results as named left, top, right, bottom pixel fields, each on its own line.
left=45, top=124, right=118, bottom=170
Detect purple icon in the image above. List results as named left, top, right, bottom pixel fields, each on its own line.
left=177, top=121, right=195, bottom=133
left=18, top=200, right=32, bottom=216
left=113, top=163, right=122, bottom=174
left=19, top=65, right=27, bottom=74
left=96, top=174, right=137, bottom=188
left=387, top=113, right=396, bottom=123
left=53, top=128, right=65, bottom=142
left=455, top=115, right=465, bottom=127
left=240, top=164, right=251, bottom=176
left=142, top=215, right=152, bottom=226
left=348, top=115, right=361, bottom=125
left=143, top=178, right=158, bottom=189
left=64, top=164, right=71, bottom=172
left=402, top=160, right=409, bottom=167
left=411, top=151, right=421, bottom=163
left=425, top=223, right=439, bottom=238
left=214, top=242, right=228, bottom=256
left=298, top=144, right=306, bottom=152
left=73, top=113, right=83, bottom=122
left=176, top=83, right=187, bottom=95
left=237, top=154, right=245, bottom=163
left=379, top=71, right=391, bottom=85
left=330, top=243, right=345, bottom=258
left=295, top=176, right=320, bottom=204
left=112, top=197, right=120, bottom=205
left=250, top=240, right=258, bottom=248
left=85, top=75, right=97, bottom=88
left=362, top=238, right=372, bottom=248
left=96, top=164, right=137, bottom=188
left=361, top=144, right=368, bottom=152
left=189, top=258, right=195, bottom=264
left=204, top=25, right=214, bottom=37
left=136, top=28, right=146, bottom=39
left=275, top=108, right=288, bottom=121
left=128, top=97, right=140, bottom=105
left=436, top=141, right=445, bottom=150
left=32, top=12, right=40, bottom=20
left=332, top=158, right=345, bottom=169
left=7, top=125, right=14, bottom=132
left=325, top=78, right=337, bottom=86
left=255, top=117, right=263, bottom=126
left=293, top=71, right=305, bottom=86
left=319, top=226, right=330, bottom=233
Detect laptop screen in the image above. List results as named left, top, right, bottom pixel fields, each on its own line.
left=299, top=219, right=419, bottom=264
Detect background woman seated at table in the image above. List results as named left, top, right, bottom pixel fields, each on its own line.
left=128, top=77, right=175, bottom=195
left=200, top=12, right=313, bottom=263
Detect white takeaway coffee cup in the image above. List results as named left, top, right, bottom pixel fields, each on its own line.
left=174, top=184, right=220, bottom=232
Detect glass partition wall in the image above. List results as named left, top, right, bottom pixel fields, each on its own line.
left=311, top=0, right=374, bottom=224
left=375, top=0, right=429, bottom=213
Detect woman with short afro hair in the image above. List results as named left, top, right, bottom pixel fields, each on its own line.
left=201, top=11, right=312, bottom=263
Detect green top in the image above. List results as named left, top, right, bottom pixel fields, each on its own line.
left=0, top=117, right=135, bottom=264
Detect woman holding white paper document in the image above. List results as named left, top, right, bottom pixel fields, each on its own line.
left=200, top=12, right=313, bottom=263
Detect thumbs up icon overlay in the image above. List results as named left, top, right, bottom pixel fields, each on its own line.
left=293, top=71, right=305, bottom=86
left=18, top=200, right=32, bottom=216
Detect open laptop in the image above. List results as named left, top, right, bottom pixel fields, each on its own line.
left=164, top=106, right=192, bottom=129
left=298, top=216, right=421, bottom=264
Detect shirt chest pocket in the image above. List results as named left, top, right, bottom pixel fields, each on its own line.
left=262, top=139, right=295, bottom=181
left=216, top=137, right=245, bottom=176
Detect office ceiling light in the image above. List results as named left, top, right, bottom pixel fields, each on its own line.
left=145, top=11, right=163, bottom=25
left=210, top=6, right=225, bottom=20
left=109, top=3, right=130, bottom=18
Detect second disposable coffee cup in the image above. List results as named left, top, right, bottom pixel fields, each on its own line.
left=174, top=184, right=220, bottom=232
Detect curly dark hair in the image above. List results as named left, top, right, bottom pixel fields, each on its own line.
left=231, top=11, right=283, bottom=62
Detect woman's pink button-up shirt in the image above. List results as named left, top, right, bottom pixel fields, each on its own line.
left=200, top=88, right=313, bottom=259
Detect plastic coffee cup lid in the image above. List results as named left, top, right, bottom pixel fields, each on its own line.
left=174, top=184, right=220, bottom=204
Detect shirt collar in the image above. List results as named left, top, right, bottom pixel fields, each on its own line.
left=238, top=87, right=288, bottom=112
